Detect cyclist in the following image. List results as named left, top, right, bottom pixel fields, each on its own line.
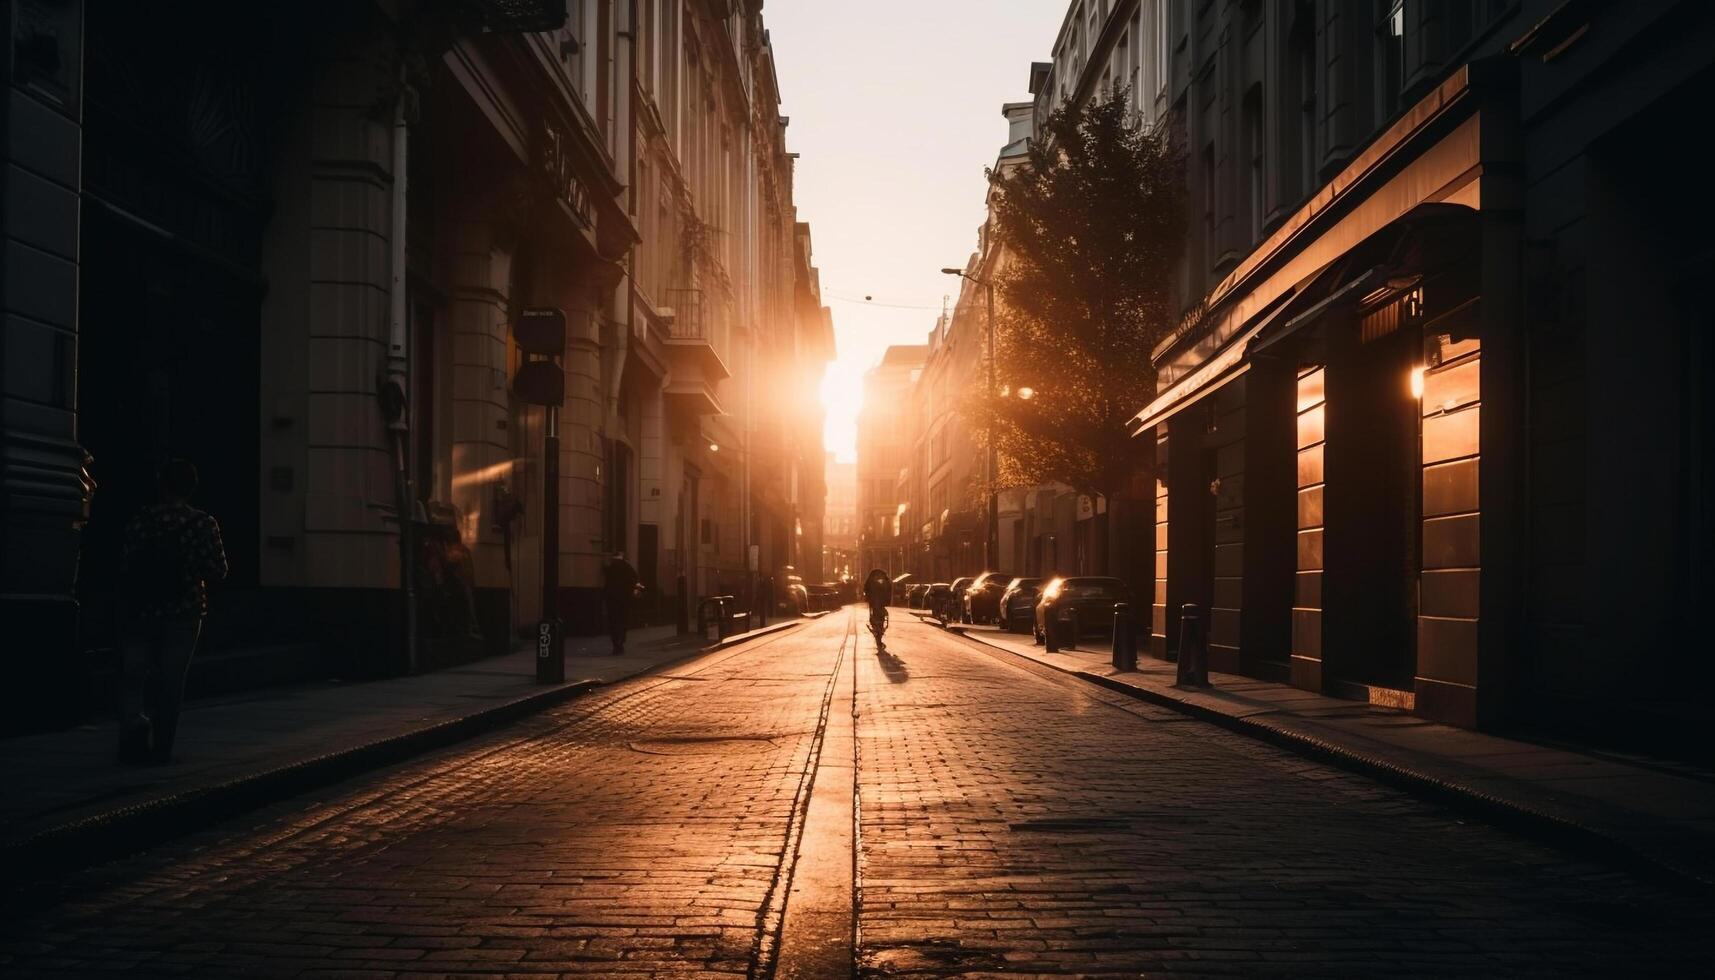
left=862, top=568, right=891, bottom=650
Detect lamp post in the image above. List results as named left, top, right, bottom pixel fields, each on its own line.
left=942, top=266, right=999, bottom=571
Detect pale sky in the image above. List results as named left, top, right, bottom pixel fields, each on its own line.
left=765, top=1, right=1065, bottom=462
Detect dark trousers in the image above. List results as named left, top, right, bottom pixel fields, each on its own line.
left=119, top=617, right=202, bottom=763
left=607, top=602, right=628, bottom=653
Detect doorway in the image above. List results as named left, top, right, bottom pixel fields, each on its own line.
left=76, top=208, right=262, bottom=655
left=1322, top=308, right=1421, bottom=692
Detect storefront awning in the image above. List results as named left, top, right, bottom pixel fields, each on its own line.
left=1247, top=266, right=1384, bottom=358
left=1128, top=291, right=1299, bottom=435
left=1129, top=204, right=1478, bottom=438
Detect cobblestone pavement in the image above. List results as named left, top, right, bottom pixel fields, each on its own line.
left=3, top=610, right=1713, bottom=978
left=855, top=616, right=1715, bottom=977
left=0, top=620, right=852, bottom=978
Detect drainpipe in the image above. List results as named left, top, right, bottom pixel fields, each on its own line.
left=384, top=65, right=419, bottom=674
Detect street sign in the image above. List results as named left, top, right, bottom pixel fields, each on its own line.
left=516, top=306, right=567, bottom=355
left=514, top=360, right=565, bottom=405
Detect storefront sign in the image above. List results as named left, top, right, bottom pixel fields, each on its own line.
left=539, top=124, right=594, bottom=229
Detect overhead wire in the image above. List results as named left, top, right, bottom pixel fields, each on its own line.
left=822, top=291, right=948, bottom=312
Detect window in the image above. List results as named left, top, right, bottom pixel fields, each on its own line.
left=1201, top=143, right=1216, bottom=266
left=1154, top=0, right=1168, bottom=93
left=1376, top=0, right=1406, bottom=121
left=1116, top=32, right=1130, bottom=114
left=1130, top=8, right=1144, bottom=115
left=1293, top=7, right=1317, bottom=195
left=1244, top=86, right=1264, bottom=241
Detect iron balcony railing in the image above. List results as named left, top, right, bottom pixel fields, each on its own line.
left=664, top=288, right=706, bottom=341
left=460, top=0, right=567, bottom=32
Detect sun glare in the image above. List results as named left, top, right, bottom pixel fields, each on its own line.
left=819, top=364, right=864, bottom=463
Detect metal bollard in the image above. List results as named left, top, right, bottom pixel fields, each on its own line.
left=1064, top=606, right=1080, bottom=651
left=716, top=598, right=730, bottom=642
left=1045, top=606, right=1061, bottom=652
left=1112, top=602, right=1137, bottom=672
left=1176, top=602, right=1208, bottom=687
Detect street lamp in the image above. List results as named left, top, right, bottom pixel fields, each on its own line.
left=942, top=265, right=999, bottom=572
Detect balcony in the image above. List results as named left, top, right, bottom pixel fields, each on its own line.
left=661, top=288, right=729, bottom=416
left=459, top=0, right=566, bottom=32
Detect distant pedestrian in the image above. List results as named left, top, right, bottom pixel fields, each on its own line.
left=603, top=552, right=641, bottom=656
left=117, top=459, right=227, bottom=765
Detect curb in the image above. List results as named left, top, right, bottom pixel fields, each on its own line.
left=3, top=620, right=804, bottom=884
left=705, top=619, right=805, bottom=647
left=949, top=627, right=1715, bottom=897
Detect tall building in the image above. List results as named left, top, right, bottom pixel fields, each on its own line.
left=0, top=0, right=830, bottom=728
left=898, top=301, right=985, bottom=582
left=982, top=101, right=1085, bottom=581
left=855, top=345, right=927, bottom=576
left=821, top=453, right=857, bottom=582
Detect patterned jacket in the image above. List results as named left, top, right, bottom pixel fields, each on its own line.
left=123, top=504, right=228, bottom=620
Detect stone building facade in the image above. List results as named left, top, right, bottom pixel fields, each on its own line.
left=855, top=344, right=925, bottom=577
left=0, top=0, right=830, bottom=728
left=1116, top=0, right=1713, bottom=749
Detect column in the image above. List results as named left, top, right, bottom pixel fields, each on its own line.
left=1, top=0, right=87, bottom=726
left=293, top=44, right=397, bottom=593
left=447, top=214, right=512, bottom=588
left=1208, top=380, right=1247, bottom=673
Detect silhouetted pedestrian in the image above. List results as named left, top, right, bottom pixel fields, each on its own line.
left=603, top=552, right=640, bottom=656
left=117, top=459, right=227, bottom=764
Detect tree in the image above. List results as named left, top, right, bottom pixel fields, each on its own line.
left=977, top=91, right=1188, bottom=502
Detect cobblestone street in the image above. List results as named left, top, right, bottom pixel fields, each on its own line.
left=3, top=611, right=1712, bottom=977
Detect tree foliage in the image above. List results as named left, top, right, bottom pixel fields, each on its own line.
left=977, top=92, right=1187, bottom=499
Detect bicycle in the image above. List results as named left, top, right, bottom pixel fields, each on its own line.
left=868, top=601, right=889, bottom=651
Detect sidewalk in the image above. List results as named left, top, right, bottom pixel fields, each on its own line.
left=927, top=612, right=1715, bottom=891
left=1, top=618, right=803, bottom=876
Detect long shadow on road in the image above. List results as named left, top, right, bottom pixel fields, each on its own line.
left=874, top=650, right=910, bottom=684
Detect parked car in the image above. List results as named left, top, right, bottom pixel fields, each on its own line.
left=805, top=582, right=837, bottom=612
left=1033, top=576, right=1133, bottom=645
left=906, top=583, right=930, bottom=609
left=773, top=568, right=808, bottom=614
left=943, top=577, right=976, bottom=621
left=924, top=582, right=951, bottom=620
left=962, top=571, right=1015, bottom=624
left=890, top=573, right=914, bottom=604
left=998, top=576, right=1044, bottom=632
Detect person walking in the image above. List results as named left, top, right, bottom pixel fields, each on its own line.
left=603, top=551, right=641, bottom=656
left=117, top=459, right=227, bottom=765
